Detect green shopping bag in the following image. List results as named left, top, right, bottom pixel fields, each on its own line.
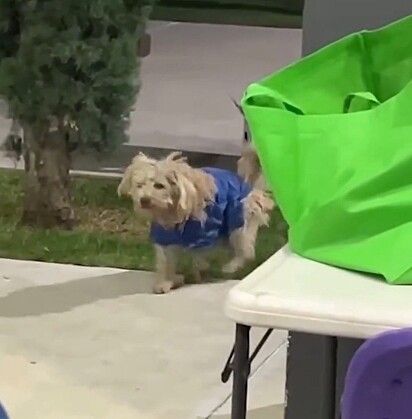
left=242, top=15, right=412, bottom=284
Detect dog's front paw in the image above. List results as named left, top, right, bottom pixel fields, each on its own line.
left=222, top=258, right=245, bottom=274
left=191, top=256, right=210, bottom=283
left=153, top=276, right=184, bottom=294
left=153, top=280, right=174, bottom=294
left=222, top=263, right=238, bottom=275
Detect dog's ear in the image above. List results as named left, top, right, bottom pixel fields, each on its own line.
left=164, top=151, right=187, bottom=164
left=117, top=165, right=134, bottom=197
left=166, top=151, right=182, bottom=161
left=167, top=169, right=196, bottom=211
left=132, top=152, right=153, bottom=165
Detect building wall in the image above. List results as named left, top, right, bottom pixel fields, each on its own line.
left=302, top=0, right=412, bottom=55
left=152, top=0, right=303, bottom=28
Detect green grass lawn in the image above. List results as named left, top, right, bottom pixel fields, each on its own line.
left=0, top=171, right=287, bottom=280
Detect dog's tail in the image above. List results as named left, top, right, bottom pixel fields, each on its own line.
left=244, top=189, right=275, bottom=227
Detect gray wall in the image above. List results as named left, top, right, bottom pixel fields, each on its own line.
left=302, top=0, right=412, bottom=55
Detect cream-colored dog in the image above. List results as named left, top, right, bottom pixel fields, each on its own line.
left=118, top=152, right=274, bottom=294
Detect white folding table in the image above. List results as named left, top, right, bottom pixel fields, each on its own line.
left=223, top=246, right=412, bottom=419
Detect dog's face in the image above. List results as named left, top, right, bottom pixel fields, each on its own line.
left=118, top=152, right=214, bottom=223
left=118, top=153, right=176, bottom=213
left=135, top=168, right=182, bottom=212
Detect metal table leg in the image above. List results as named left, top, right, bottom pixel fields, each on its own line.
left=222, top=327, right=273, bottom=418
left=285, top=332, right=337, bottom=419
left=285, top=332, right=365, bottom=419
left=225, top=329, right=364, bottom=419
left=231, top=324, right=251, bottom=419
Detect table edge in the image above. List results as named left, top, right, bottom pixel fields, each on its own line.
left=225, top=287, right=400, bottom=339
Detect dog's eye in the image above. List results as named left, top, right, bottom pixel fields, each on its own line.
left=154, top=183, right=165, bottom=190
left=136, top=183, right=143, bottom=188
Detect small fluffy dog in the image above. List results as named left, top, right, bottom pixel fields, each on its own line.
left=118, top=152, right=274, bottom=294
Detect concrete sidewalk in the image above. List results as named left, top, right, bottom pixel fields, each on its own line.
left=0, top=259, right=286, bottom=418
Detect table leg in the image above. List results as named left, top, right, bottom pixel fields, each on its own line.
left=285, top=332, right=337, bottom=419
left=334, top=337, right=364, bottom=419
left=231, top=323, right=250, bottom=419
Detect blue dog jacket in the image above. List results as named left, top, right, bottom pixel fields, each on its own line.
left=150, top=167, right=252, bottom=249
left=0, top=402, right=8, bottom=419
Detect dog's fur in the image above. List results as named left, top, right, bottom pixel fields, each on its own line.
left=231, top=99, right=268, bottom=192
left=237, top=143, right=267, bottom=191
left=118, top=152, right=274, bottom=294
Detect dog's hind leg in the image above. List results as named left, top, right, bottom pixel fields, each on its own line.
left=153, top=245, right=184, bottom=294
left=222, top=222, right=258, bottom=274
left=191, top=253, right=210, bottom=283
left=222, top=197, right=263, bottom=274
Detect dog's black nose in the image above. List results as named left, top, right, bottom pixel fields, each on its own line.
left=140, top=197, right=151, bottom=208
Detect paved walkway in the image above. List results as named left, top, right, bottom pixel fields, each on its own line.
left=133, top=22, right=301, bottom=156
left=0, top=259, right=286, bottom=418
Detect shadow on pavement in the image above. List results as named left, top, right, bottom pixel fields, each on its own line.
left=0, top=271, right=155, bottom=317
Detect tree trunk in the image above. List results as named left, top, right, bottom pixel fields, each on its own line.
left=22, top=124, right=75, bottom=229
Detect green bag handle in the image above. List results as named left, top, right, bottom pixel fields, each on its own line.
left=243, top=84, right=305, bottom=115
left=343, top=91, right=381, bottom=113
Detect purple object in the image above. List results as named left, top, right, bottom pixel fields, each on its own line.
left=341, top=328, right=412, bottom=419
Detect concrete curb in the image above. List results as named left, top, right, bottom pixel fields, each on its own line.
left=0, top=166, right=122, bottom=180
